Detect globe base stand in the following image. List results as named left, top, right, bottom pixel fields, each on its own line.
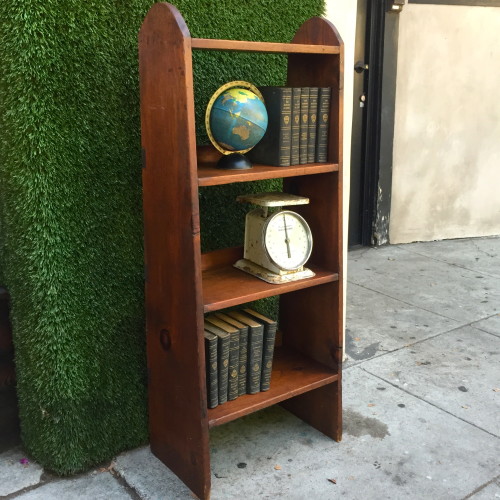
left=216, top=153, right=253, bottom=170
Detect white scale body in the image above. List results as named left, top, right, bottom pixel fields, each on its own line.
left=234, top=192, right=315, bottom=284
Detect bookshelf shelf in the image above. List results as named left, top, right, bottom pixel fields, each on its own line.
left=191, top=38, right=341, bottom=55
left=208, top=346, right=339, bottom=427
left=139, top=4, right=343, bottom=499
left=202, top=249, right=338, bottom=313
left=198, top=162, right=339, bottom=187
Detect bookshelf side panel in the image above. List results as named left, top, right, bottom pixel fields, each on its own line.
left=281, top=381, right=342, bottom=441
left=139, top=4, right=209, bottom=499
left=283, top=15, right=343, bottom=442
left=279, top=282, right=342, bottom=369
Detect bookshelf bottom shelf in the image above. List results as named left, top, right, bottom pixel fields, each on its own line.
left=207, top=347, right=338, bottom=428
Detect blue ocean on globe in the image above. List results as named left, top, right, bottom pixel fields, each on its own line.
left=210, top=88, right=268, bottom=152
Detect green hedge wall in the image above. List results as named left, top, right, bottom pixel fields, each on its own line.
left=0, top=0, right=324, bottom=474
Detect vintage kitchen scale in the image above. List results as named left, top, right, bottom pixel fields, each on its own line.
left=234, top=192, right=315, bottom=284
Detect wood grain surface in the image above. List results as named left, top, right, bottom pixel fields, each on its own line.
left=139, top=4, right=210, bottom=498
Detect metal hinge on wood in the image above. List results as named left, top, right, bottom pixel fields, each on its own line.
left=386, top=0, right=405, bottom=12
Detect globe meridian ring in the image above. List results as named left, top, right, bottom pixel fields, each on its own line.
left=205, top=80, right=266, bottom=155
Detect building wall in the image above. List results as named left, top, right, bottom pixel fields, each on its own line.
left=390, top=3, right=500, bottom=243
left=324, top=0, right=357, bottom=337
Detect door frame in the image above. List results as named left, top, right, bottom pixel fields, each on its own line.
left=409, top=0, right=500, bottom=5
left=349, top=0, right=403, bottom=247
left=349, top=0, right=499, bottom=247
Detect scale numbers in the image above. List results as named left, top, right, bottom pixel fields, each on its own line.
left=264, top=210, right=312, bottom=271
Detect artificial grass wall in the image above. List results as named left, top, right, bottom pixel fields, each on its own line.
left=0, top=0, right=324, bottom=474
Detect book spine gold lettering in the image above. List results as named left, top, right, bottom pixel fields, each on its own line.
left=315, top=87, right=331, bottom=163
left=299, top=87, right=310, bottom=164
left=260, top=324, right=277, bottom=392
left=290, top=88, right=301, bottom=166
left=205, top=335, right=218, bottom=408
left=238, top=326, right=248, bottom=396
left=227, top=330, right=240, bottom=401
left=247, top=326, right=264, bottom=394
left=307, top=87, right=319, bottom=164
left=279, top=88, right=292, bottom=166
left=217, top=336, right=229, bottom=404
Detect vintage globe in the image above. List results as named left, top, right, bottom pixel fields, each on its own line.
left=206, top=83, right=268, bottom=155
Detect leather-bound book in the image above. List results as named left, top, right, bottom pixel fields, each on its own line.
left=226, top=311, right=264, bottom=394
left=299, top=87, right=310, bottom=164
left=307, top=87, right=319, bottom=163
left=243, top=308, right=277, bottom=392
left=215, top=312, right=249, bottom=396
left=204, top=331, right=218, bottom=408
left=315, top=87, right=331, bottom=162
left=204, top=321, right=230, bottom=404
left=290, top=87, right=301, bottom=165
left=248, top=87, right=292, bottom=167
left=206, top=316, right=240, bottom=401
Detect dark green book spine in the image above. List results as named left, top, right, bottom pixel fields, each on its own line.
left=227, top=328, right=240, bottom=401
left=217, top=334, right=229, bottom=404
left=307, top=87, right=319, bottom=164
left=315, top=87, right=331, bottom=163
left=217, top=337, right=229, bottom=404
left=248, top=87, right=292, bottom=166
left=204, top=323, right=229, bottom=404
left=299, top=87, right=310, bottom=164
left=213, top=312, right=248, bottom=396
left=279, top=88, right=292, bottom=166
left=290, top=87, right=301, bottom=166
left=237, top=325, right=248, bottom=396
left=243, top=309, right=277, bottom=392
left=260, top=322, right=277, bottom=391
left=204, top=332, right=218, bottom=408
left=247, top=323, right=264, bottom=394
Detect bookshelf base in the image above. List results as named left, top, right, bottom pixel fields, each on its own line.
left=207, top=347, right=338, bottom=428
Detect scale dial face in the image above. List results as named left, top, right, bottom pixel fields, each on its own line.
left=263, top=210, right=313, bottom=271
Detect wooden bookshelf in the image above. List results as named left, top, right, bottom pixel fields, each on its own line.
left=139, top=4, right=343, bottom=499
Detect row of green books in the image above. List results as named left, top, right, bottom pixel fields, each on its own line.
left=248, top=86, right=332, bottom=167
left=204, top=308, right=277, bottom=409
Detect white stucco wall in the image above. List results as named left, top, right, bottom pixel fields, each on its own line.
left=324, top=0, right=357, bottom=340
left=390, top=3, right=500, bottom=243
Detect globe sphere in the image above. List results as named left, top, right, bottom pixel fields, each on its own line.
left=209, top=87, right=268, bottom=153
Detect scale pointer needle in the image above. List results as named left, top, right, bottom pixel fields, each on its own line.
left=283, top=213, right=291, bottom=259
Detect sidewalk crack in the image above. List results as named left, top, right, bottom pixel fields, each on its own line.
left=398, top=245, right=500, bottom=279
left=109, top=466, right=143, bottom=500
left=460, top=474, right=500, bottom=499
left=346, top=280, right=465, bottom=323
left=360, top=367, right=500, bottom=440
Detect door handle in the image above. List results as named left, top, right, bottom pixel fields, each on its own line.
left=354, top=61, right=369, bottom=73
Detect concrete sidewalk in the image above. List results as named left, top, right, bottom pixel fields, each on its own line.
left=2, top=237, right=499, bottom=499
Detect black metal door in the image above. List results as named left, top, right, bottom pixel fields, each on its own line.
left=348, top=0, right=369, bottom=247
left=349, top=0, right=386, bottom=247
